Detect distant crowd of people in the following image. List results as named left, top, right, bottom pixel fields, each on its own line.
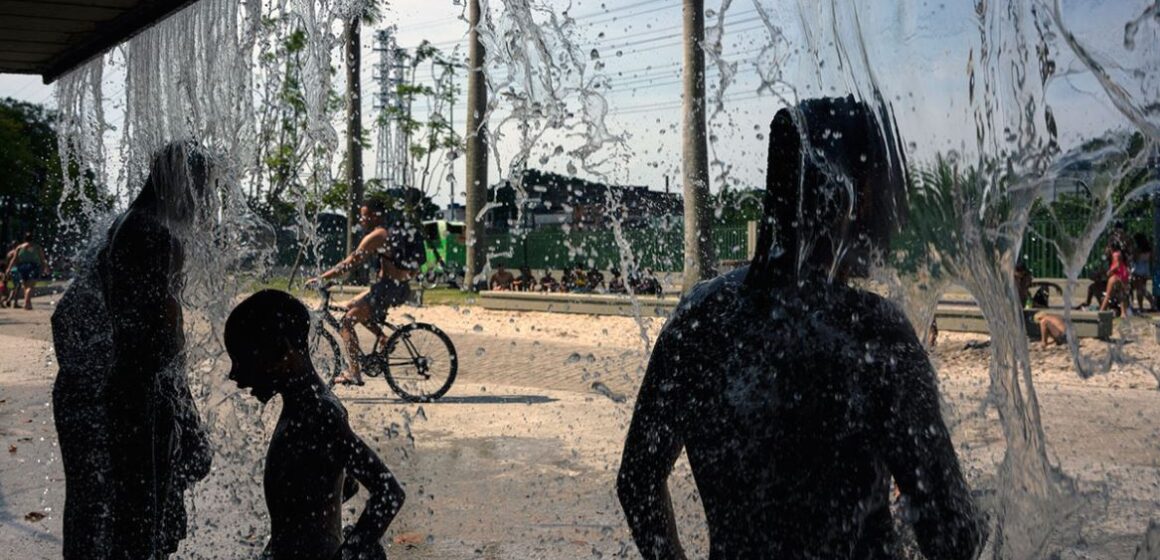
left=488, top=263, right=663, bottom=295
left=1074, top=224, right=1155, bottom=317
left=1010, top=222, right=1155, bottom=349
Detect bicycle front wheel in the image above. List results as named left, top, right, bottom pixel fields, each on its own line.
left=311, top=327, right=345, bottom=387
left=378, top=323, right=457, bottom=402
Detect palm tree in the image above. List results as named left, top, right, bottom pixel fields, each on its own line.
left=344, top=2, right=382, bottom=257
left=681, top=0, right=714, bottom=292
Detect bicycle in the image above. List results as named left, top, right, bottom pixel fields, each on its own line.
left=308, top=281, right=459, bottom=402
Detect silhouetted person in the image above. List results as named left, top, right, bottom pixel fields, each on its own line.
left=1015, top=261, right=1033, bottom=306
left=51, top=142, right=213, bottom=559
left=490, top=263, right=515, bottom=290
left=225, top=290, right=404, bottom=560
left=1130, top=232, right=1155, bottom=312
left=617, top=97, right=984, bottom=560
left=608, top=268, right=627, bottom=294
left=4, top=232, right=49, bottom=310
left=308, top=197, right=423, bottom=385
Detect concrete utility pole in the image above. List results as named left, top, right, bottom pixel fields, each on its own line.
left=344, top=16, right=365, bottom=258
left=681, top=0, right=715, bottom=292
left=464, top=0, right=488, bottom=289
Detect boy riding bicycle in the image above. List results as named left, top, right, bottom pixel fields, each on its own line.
left=308, top=198, right=425, bottom=386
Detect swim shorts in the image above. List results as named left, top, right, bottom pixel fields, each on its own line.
left=12, top=262, right=38, bottom=284
left=367, top=278, right=410, bottom=322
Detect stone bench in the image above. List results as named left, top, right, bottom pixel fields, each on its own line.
left=935, top=305, right=1113, bottom=340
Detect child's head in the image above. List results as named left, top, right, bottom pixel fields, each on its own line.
left=225, top=289, right=313, bottom=402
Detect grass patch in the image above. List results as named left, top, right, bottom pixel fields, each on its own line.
left=421, top=288, right=477, bottom=307
left=240, top=276, right=477, bottom=307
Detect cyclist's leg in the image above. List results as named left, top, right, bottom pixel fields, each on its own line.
left=373, top=279, right=411, bottom=347
left=337, top=290, right=373, bottom=383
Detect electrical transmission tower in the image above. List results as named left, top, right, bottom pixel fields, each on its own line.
left=374, top=27, right=411, bottom=189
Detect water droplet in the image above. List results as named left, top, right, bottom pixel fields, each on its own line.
left=566, top=352, right=582, bottom=364
left=473, top=324, right=483, bottom=332
left=475, top=347, right=486, bottom=357
left=589, top=48, right=600, bottom=60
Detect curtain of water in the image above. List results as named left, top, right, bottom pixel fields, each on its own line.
left=48, top=0, right=1160, bottom=557
left=53, top=0, right=364, bottom=556
left=712, top=0, right=1156, bottom=557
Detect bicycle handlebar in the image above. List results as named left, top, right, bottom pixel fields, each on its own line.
left=306, top=278, right=338, bottom=294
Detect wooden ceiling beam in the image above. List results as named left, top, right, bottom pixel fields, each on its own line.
left=42, top=0, right=199, bottom=83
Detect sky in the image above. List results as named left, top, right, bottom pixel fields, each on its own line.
left=0, top=0, right=1148, bottom=209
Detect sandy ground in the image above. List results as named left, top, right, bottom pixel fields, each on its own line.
left=1, top=296, right=1159, bottom=559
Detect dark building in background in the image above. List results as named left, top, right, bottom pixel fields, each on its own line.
left=485, top=169, right=681, bottom=232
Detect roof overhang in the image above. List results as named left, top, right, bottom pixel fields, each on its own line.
left=0, top=0, right=200, bottom=84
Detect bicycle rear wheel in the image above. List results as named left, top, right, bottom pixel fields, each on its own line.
left=311, top=327, right=344, bottom=386
left=377, top=323, right=457, bottom=402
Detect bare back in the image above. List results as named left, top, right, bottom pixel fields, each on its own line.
left=264, top=391, right=349, bottom=559
left=619, top=268, right=983, bottom=560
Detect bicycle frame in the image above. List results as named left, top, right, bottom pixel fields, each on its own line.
left=314, top=286, right=406, bottom=331
left=306, top=280, right=458, bottom=400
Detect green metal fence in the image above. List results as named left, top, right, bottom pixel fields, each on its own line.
left=1022, top=216, right=1153, bottom=278
left=284, top=215, right=1149, bottom=280
left=472, top=226, right=747, bottom=272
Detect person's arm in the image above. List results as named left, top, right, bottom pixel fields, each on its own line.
left=873, top=302, right=986, bottom=560
left=36, top=244, right=49, bottom=276
left=319, top=231, right=386, bottom=281
left=335, top=420, right=404, bottom=557
left=617, top=336, right=687, bottom=560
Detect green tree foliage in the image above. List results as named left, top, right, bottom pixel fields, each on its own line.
left=252, top=14, right=347, bottom=227
left=365, top=181, right=441, bottom=224
left=0, top=98, right=110, bottom=260
left=382, top=40, right=463, bottom=200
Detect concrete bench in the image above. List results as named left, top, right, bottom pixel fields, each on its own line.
left=479, top=290, right=677, bottom=318
left=935, top=305, right=1113, bottom=340
left=479, top=288, right=1114, bottom=339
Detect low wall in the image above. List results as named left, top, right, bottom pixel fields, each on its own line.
left=479, top=290, right=1115, bottom=339
left=479, top=291, right=677, bottom=318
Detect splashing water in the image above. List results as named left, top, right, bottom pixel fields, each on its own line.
left=52, top=1, right=366, bottom=557
left=47, top=0, right=1160, bottom=558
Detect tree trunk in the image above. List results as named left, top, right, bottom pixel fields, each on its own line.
left=681, top=0, right=714, bottom=293
left=344, top=16, right=364, bottom=261
left=464, top=0, right=488, bottom=290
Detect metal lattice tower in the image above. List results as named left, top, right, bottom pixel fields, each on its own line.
left=373, top=28, right=410, bottom=189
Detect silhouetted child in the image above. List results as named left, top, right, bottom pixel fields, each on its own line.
left=226, top=290, right=404, bottom=560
